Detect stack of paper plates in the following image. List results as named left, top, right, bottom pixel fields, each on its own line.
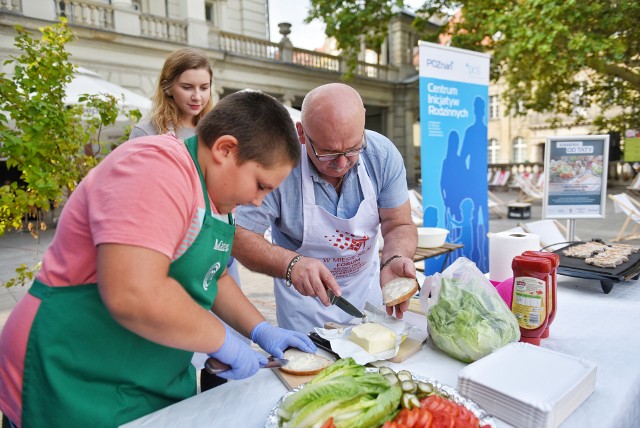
left=457, top=342, right=597, bottom=428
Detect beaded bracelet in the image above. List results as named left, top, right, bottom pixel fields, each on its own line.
left=285, top=254, right=303, bottom=287
left=380, top=255, right=402, bottom=272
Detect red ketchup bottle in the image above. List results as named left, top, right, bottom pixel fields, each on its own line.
left=511, top=255, right=552, bottom=346
left=522, top=250, right=559, bottom=339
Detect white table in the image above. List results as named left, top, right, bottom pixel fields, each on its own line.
left=123, top=276, right=640, bottom=428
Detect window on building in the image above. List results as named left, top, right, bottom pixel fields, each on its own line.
left=570, top=87, right=587, bottom=118
left=488, top=138, right=500, bottom=164
left=511, top=100, right=526, bottom=116
left=489, top=95, right=499, bottom=119
left=205, top=1, right=214, bottom=23
left=512, top=136, right=526, bottom=163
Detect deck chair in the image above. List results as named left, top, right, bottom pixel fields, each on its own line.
left=488, top=190, right=508, bottom=218
left=513, top=174, right=544, bottom=203
left=626, top=174, right=640, bottom=197
left=521, top=219, right=577, bottom=251
left=489, top=170, right=511, bottom=191
left=608, top=193, right=640, bottom=242
left=408, top=189, right=423, bottom=226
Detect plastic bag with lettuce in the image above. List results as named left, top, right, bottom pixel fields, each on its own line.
left=422, top=257, right=520, bottom=363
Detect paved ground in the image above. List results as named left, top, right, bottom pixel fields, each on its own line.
left=2, top=185, right=639, bottom=333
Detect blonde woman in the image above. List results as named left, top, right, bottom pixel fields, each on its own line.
left=130, top=47, right=214, bottom=140
left=131, top=48, right=241, bottom=392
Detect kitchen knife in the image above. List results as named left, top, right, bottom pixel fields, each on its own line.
left=308, top=332, right=341, bottom=360
left=326, top=289, right=365, bottom=318
left=204, top=356, right=288, bottom=374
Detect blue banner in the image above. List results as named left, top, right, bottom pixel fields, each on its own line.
left=419, top=42, right=491, bottom=274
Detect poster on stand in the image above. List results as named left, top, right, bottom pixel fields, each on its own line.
left=418, top=41, right=491, bottom=273
left=543, top=135, right=610, bottom=219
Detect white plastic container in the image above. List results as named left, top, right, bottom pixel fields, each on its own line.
left=417, top=227, right=449, bottom=248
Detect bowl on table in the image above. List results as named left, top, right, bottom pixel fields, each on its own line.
left=417, top=227, right=449, bottom=248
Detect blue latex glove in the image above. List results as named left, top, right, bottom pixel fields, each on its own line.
left=208, top=327, right=268, bottom=380
left=250, top=321, right=317, bottom=358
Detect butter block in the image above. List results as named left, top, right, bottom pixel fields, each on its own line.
left=349, top=322, right=396, bottom=354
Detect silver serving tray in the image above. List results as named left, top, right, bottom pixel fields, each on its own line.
left=265, top=368, right=496, bottom=427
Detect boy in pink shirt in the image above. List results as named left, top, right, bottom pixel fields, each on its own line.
left=0, top=90, right=315, bottom=427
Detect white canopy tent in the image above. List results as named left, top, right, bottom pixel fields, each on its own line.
left=65, top=66, right=152, bottom=115
left=65, top=66, right=152, bottom=142
left=284, top=105, right=301, bottom=123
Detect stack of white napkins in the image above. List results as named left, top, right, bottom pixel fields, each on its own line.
left=457, top=342, right=597, bottom=428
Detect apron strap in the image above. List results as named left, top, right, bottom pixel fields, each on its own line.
left=184, top=136, right=212, bottom=217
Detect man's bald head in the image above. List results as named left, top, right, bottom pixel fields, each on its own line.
left=301, top=83, right=366, bottom=141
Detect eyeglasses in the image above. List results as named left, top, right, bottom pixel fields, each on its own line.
left=303, top=130, right=367, bottom=162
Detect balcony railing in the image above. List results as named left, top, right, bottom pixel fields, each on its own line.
left=0, top=0, right=21, bottom=13
left=24, top=0, right=398, bottom=81
left=55, top=0, right=114, bottom=30
left=219, top=32, right=278, bottom=60
left=140, top=14, right=187, bottom=43
left=292, top=48, right=339, bottom=72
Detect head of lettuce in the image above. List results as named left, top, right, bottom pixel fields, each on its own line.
left=425, top=257, right=520, bottom=363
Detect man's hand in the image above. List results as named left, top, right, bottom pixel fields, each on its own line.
left=289, top=256, right=341, bottom=306
left=380, top=255, right=417, bottom=319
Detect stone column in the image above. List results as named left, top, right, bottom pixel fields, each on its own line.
left=181, top=0, right=209, bottom=48
left=213, top=85, right=224, bottom=105
left=112, top=0, right=141, bottom=37
left=21, top=0, right=56, bottom=21
left=281, top=90, right=295, bottom=107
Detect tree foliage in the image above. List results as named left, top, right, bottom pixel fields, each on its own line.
left=0, top=20, right=134, bottom=238
left=307, top=0, right=640, bottom=133
left=0, top=21, right=140, bottom=288
left=305, top=0, right=405, bottom=74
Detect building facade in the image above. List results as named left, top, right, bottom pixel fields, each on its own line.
left=0, top=1, right=616, bottom=186
left=0, top=0, right=426, bottom=184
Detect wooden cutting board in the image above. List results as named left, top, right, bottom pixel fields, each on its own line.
left=272, top=368, right=317, bottom=390
left=272, top=347, right=338, bottom=390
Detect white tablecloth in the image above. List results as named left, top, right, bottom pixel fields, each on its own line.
left=123, top=276, right=640, bottom=428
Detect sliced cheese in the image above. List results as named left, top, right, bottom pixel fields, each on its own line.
left=349, top=322, right=396, bottom=354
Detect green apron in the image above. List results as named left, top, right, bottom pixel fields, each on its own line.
left=22, top=136, right=234, bottom=427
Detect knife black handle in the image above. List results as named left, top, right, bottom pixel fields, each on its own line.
left=308, top=332, right=340, bottom=360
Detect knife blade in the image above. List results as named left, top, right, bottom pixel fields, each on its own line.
left=204, top=356, right=288, bottom=374
left=326, top=289, right=365, bottom=318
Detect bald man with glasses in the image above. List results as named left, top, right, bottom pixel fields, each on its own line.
left=233, top=83, right=418, bottom=334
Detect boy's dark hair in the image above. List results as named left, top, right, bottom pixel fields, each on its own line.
left=197, top=89, right=300, bottom=168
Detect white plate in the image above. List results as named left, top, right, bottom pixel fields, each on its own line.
left=458, top=342, right=596, bottom=428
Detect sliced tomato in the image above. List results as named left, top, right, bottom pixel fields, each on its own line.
left=414, top=409, right=433, bottom=428
left=320, top=417, right=336, bottom=428
left=421, top=395, right=482, bottom=428
left=431, top=412, right=455, bottom=428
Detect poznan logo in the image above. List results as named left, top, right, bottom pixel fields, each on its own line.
left=203, top=262, right=221, bottom=291
left=426, top=59, right=454, bottom=70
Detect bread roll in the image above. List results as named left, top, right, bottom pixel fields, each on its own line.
left=278, top=348, right=333, bottom=376
left=382, top=277, right=419, bottom=306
